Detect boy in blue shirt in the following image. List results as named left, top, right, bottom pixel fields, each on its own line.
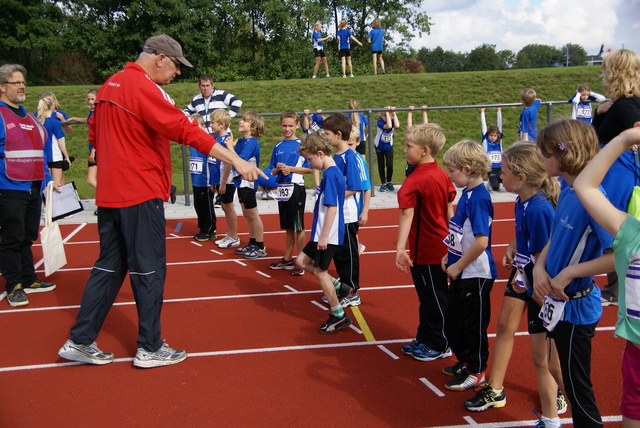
left=296, top=132, right=352, bottom=334
left=568, top=83, right=606, bottom=124
left=441, top=140, right=497, bottom=392
left=519, top=88, right=541, bottom=142
left=323, top=114, right=365, bottom=306
left=480, top=107, right=504, bottom=191
left=268, top=110, right=313, bottom=276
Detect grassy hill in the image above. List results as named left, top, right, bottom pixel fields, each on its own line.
left=25, top=66, right=605, bottom=198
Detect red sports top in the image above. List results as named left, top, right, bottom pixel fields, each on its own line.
left=397, top=161, right=456, bottom=265
left=90, top=62, right=215, bottom=208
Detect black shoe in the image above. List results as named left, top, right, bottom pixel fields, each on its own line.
left=194, top=232, right=213, bottom=242
left=7, top=284, right=29, bottom=307
left=464, top=384, right=506, bottom=411
left=319, top=314, right=352, bottom=334
left=337, top=283, right=353, bottom=301
left=169, top=184, right=177, bottom=204
left=443, top=361, right=467, bottom=377
left=23, top=279, right=56, bottom=294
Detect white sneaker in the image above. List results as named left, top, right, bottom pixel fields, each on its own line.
left=133, top=342, right=186, bottom=368
left=58, top=339, right=114, bottom=365
left=358, top=243, right=366, bottom=255
left=216, top=235, right=240, bottom=248
left=267, top=189, right=277, bottom=200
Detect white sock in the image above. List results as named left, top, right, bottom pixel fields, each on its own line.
left=541, top=416, right=560, bottom=428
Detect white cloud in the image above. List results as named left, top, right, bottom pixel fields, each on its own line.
left=411, top=0, right=640, bottom=56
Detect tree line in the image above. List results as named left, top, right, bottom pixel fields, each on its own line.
left=2, top=0, right=589, bottom=85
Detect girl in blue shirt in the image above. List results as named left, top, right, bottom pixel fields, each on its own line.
left=336, top=20, right=362, bottom=78
left=311, top=22, right=331, bottom=78
left=533, top=119, right=614, bottom=428
left=367, top=18, right=385, bottom=75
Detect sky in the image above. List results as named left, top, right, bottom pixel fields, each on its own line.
left=411, top=0, right=640, bottom=57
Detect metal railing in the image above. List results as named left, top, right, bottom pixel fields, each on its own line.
left=179, top=99, right=596, bottom=203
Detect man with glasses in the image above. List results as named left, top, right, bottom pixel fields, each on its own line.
left=0, top=64, right=58, bottom=308
left=183, top=74, right=243, bottom=134
left=58, top=35, right=266, bottom=369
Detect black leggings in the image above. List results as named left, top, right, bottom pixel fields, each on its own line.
left=376, top=149, right=393, bottom=183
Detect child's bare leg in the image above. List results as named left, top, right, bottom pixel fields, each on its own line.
left=296, top=251, right=315, bottom=275
left=487, top=296, right=527, bottom=389
left=313, top=57, right=321, bottom=77
left=243, top=206, right=264, bottom=242
left=322, top=57, right=329, bottom=75
left=341, top=57, right=346, bottom=76
left=379, top=54, right=385, bottom=72
left=284, top=230, right=295, bottom=260
left=531, top=333, right=559, bottom=418
left=295, top=230, right=306, bottom=258
left=222, top=203, right=237, bottom=238
left=86, top=166, right=97, bottom=189
left=52, top=168, right=63, bottom=185
left=347, top=57, right=353, bottom=75
left=372, top=53, right=378, bottom=74
left=316, top=269, right=339, bottom=308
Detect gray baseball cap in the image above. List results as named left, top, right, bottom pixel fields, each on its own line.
left=143, top=34, right=193, bottom=68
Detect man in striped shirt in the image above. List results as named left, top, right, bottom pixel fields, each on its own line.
left=183, top=74, right=242, bottom=134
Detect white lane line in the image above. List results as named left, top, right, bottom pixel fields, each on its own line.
left=377, top=345, right=400, bottom=360
left=310, top=300, right=326, bottom=310
left=190, top=242, right=203, bottom=247
left=283, top=285, right=298, bottom=293
left=233, top=260, right=247, bottom=266
left=210, top=249, right=222, bottom=255
left=419, top=377, right=446, bottom=397
left=349, top=324, right=363, bottom=334
left=256, top=271, right=271, bottom=278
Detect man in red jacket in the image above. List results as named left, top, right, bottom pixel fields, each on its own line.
left=59, top=35, right=265, bottom=368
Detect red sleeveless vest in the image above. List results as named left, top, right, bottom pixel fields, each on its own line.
left=0, top=105, right=46, bottom=181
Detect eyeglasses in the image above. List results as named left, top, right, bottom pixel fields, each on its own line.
left=166, top=56, right=181, bottom=69
left=2, top=81, right=27, bottom=87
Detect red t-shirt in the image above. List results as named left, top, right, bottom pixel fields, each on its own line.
left=89, top=62, right=215, bottom=208
left=397, top=161, right=456, bottom=265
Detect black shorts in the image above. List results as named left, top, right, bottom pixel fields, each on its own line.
left=372, top=50, right=383, bottom=55
left=503, top=267, right=528, bottom=302
left=278, top=184, right=306, bottom=231
left=47, top=161, right=65, bottom=170
left=527, top=298, right=546, bottom=335
left=339, top=48, right=351, bottom=58
left=237, top=187, right=257, bottom=209
left=219, top=186, right=236, bottom=204
left=314, top=48, right=326, bottom=58
left=302, top=241, right=339, bottom=271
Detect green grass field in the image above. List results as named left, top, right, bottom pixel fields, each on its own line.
left=25, top=66, right=605, bottom=198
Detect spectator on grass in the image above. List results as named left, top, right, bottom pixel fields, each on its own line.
left=58, top=34, right=264, bottom=369
left=41, top=91, right=72, bottom=135
left=183, top=74, right=243, bottom=134
left=311, top=22, right=331, bottom=79
left=367, top=18, right=385, bottom=75
left=0, top=64, right=57, bottom=308
left=36, top=96, right=71, bottom=186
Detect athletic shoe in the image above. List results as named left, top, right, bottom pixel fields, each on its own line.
left=337, top=283, right=353, bottom=301
left=319, top=314, right=352, bottom=334
left=261, top=191, right=268, bottom=200
left=445, top=369, right=485, bottom=391
left=349, top=74, right=355, bottom=77
left=133, top=342, right=187, bottom=368
left=341, top=291, right=361, bottom=306
left=214, top=195, right=222, bottom=207
left=235, top=243, right=255, bottom=254
left=381, top=68, right=386, bottom=74
left=291, top=268, right=305, bottom=276
left=244, top=246, right=267, bottom=259
left=267, top=189, right=277, bottom=200
left=342, top=74, right=347, bottom=78
left=94, top=209, right=98, bottom=216
left=442, top=361, right=468, bottom=377
left=58, top=339, right=114, bottom=365
left=557, top=389, right=568, bottom=414
left=464, top=383, right=507, bottom=411
left=379, top=184, right=387, bottom=192
left=194, top=232, right=214, bottom=242
left=325, top=74, right=331, bottom=78
left=358, top=242, right=366, bottom=255
left=412, top=345, right=452, bottom=362
left=7, top=284, right=28, bottom=307
left=215, top=235, right=240, bottom=248
left=23, top=279, right=56, bottom=294
left=169, top=184, right=177, bottom=204
left=401, top=339, right=423, bottom=355
left=312, top=75, right=317, bottom=79
left=387, top=182, right=394, bottom=191
left=269, top=258, right=295, bottom=270
left=600, top=295, right=618, bottom=306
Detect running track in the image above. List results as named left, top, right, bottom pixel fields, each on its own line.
left=0, top=203, right=624, bottom=427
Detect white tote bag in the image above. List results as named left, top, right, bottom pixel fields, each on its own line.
left=40, top=181, right=67, bottom=276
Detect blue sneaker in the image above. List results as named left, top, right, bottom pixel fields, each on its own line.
left=401, top=339, right=423, bottom=355
left=412, top=344, right=452, bottom=361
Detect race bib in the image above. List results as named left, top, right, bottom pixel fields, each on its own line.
left=309, top=122, right=321, bottom=133
left=514, top=252, right=532, bottom=290
left=275, top=183, right=294, bottom=201
left=539, top=296, right=566, bottom=332
left=444, top=221, right=464, bottom=257
left=625, top=262, right=640, bottom=320
left=577, top=107, right=592, bottom=119
left=488, top=151, right=501, bottom=163
left=207, top=156, right=217, bottom=165
left=190, top=157, right=204, bottom=174
left=381, top=132, right=393, bottom=143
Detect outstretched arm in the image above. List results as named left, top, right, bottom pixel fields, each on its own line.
left=574, top=124, right=640, bottom=236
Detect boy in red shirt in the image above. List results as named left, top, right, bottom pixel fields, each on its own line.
left=396, top=123, right=456, bottom=361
